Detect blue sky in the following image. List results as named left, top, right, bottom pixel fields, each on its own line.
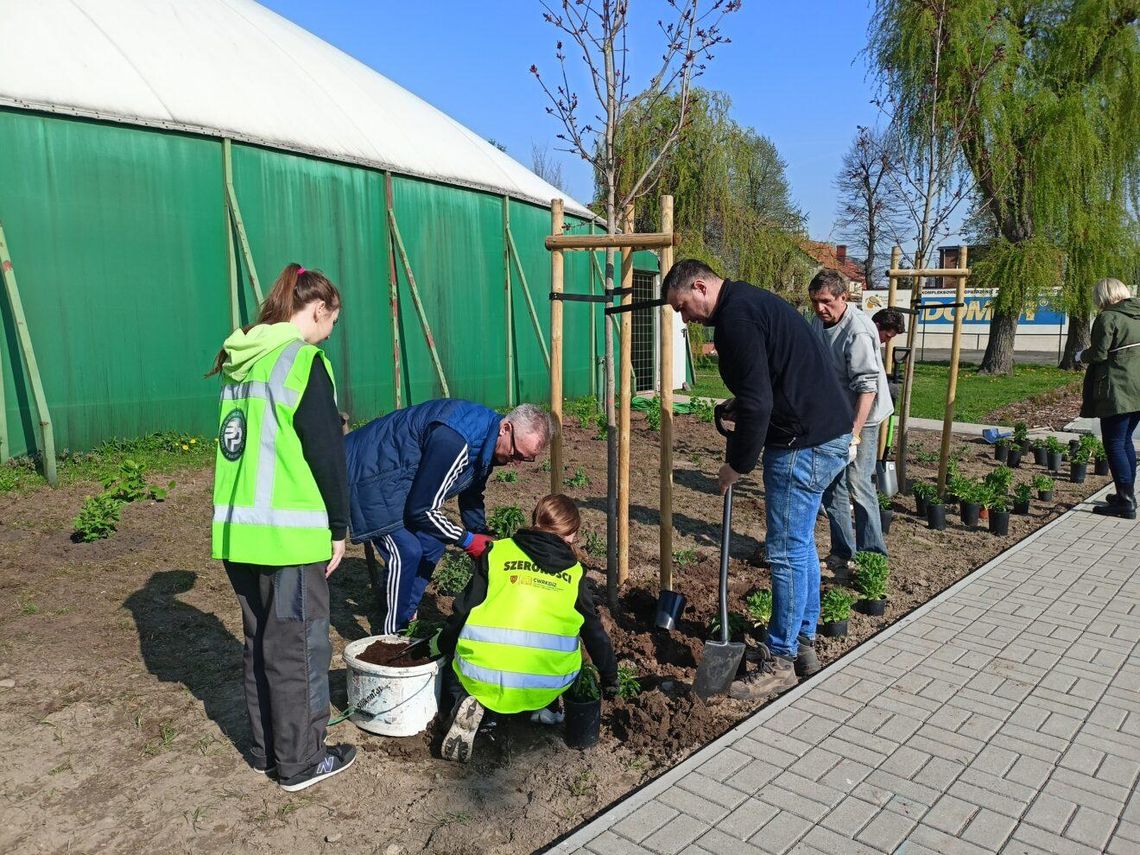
left=260, top=1, right=892, bottom=242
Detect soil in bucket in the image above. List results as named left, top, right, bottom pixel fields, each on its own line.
left=357, top=639, right=434, bottom=668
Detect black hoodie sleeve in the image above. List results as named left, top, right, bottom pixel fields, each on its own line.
left=576, top=576, right=618, bottom=686
left=293, top=358, right=349, bottom=540
left=437, top=544, right=492, bottom=657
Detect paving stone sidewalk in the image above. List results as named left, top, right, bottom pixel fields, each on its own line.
left=550, top=487, right=1140, bottom=855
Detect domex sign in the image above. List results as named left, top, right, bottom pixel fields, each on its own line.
left=863, top=289, right=1066, bottom=326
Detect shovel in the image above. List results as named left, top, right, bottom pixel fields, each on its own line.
left=692, top=484, right=746, bottom=700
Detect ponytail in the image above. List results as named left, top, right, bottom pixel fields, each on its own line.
left=208, top=263, right=342, bottom=376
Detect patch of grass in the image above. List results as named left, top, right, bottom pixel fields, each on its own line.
left=1, top=431, right=211, bottom=494
left=682, top=365, right=729, bottom=400
left=19, top=599, right=40, bottom=616
left=910, top=362, right=1079, bottom=423
left=568, top=770, right=595, bottom=798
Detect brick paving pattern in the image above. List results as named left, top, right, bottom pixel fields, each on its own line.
left=550, top=490, right=1140, bottom=854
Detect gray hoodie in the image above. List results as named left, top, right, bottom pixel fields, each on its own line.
left=811, top=304, right=894, bottom=427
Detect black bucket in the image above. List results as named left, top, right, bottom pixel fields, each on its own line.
left=654, top=590, right=687, bottom=631
left=563, top=698, right=600, bottom=750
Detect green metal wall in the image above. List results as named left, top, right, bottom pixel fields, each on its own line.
left=0, top=107, right=606, bottom=458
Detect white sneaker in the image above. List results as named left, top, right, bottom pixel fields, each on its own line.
left=442, top=696, right=484, bottom=762
left=530, top=707, right=565, bottom=725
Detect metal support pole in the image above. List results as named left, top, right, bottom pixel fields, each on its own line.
left=618, top=204, right=634, bottom=588
left=223, top=139, right=263, bottom=307
left=659, top=195, right=675, bottom=594
left=937, top=247, right=969, bottom=494
left=0, top=222, right=57, bottom=484
left=384, top=173, right=403, bottom=409
left=503, top=195, right=514, bottom=407
left=549, top=199, right=564, bottom=494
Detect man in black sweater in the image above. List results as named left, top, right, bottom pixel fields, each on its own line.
left=663, top=259, right=853, bottom=699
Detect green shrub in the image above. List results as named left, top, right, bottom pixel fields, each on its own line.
left=1014, top=483, right=1032, bottom=503
left=984, top=465, right=1013, bottom=496
left=593, top=412, right=608, bottom=440
left=820, top=589, right=856, bottom=624
left=853, top=552, right=889, bottom=600
left=1013, top=421, right=1028, bottom=444
left=877, top=492, right=891, bottom=510
left=488, top=504, right=526, bottom=538
left=689, top=397, right=715, bottom=423
left=616, top=665, right=641, bottom=699
left=912, top=481, right=937, bottom=500
left=435, top=552, right=474, bottom=595
left=744, top=589, right=772, bottom=627
left=567, top=663, right=601, bottom=702
left=493, top=470, right=518, bottom=483
left=1045, top=436, right=1065, bottom=453
left=73, top=494, right=124, bottom=542
left=1033, top=475, right=1055, bottom=492
left=564, top=467, right=590, bottom=488
left=645, top=406, right=661, bottom=432
left=1071, top=447, right=1091, bottom=465
left=400, top=618, right=442, bottom=639
left=986, top=492, right=1009, bottom=512
left=709, top=610, right=748, bottom=640
left=102, top=459, right=173, bottom=503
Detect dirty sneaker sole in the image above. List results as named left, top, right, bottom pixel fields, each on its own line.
left=443, top=697, right=484, bottom=762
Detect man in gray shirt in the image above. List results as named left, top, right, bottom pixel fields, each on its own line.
left=809, top=270, right=893, bottom=574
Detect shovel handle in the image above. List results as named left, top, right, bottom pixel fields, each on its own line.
left=719, top=484, right=733, bottom=645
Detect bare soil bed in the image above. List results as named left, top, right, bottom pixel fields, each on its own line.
left=0, top=416, right=1107, bottom=854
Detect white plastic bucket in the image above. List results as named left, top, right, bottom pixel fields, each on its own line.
left=342, top=635, right=441, bottom=737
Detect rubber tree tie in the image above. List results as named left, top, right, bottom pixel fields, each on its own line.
left=605, top=298, right=666, bottom=315
left=549, top=292, right=611, bottom=303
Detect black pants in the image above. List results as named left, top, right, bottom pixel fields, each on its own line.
left=225, top=561, right=331, bottom=780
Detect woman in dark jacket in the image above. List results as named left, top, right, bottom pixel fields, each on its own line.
left=1082, top=277, right=1140, bottom=519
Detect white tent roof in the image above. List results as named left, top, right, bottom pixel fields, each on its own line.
left=0, top=0, right=594, bottom=218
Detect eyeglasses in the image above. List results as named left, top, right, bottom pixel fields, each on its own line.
left=508, top=429, right=536, bottom=462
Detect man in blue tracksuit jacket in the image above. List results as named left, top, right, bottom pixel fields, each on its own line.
left=345, top=400, right=554, bottom=634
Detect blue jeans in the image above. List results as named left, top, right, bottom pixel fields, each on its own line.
left=1101, top=412, right=1140, bottom=486
left=822, top=422, right=888, bottom=559
left=763, top=434, right=851, bottom=659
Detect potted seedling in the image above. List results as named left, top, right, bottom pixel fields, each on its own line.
left=1013, top=483, right=1032, bottom=515
left=1034, top=474, right=1055, bottom=502
left=819, top=588, right=856, bottom=638
left=985, top=465, right=1014, bottom=498
left=1013, top=421, right=1031, bottom=453
left=853, top=551, right=889, bottom=616
left=926, top=493, right=947, bottom=530
left=994, top=438, right=1010, bottom=463
left=986, top=492, right=1011, bottom=536
left=1070, top=447, right=1090, bottom=483
left=877, top=492, right=894, bottom=535
left=1032, top=438, right=1048, bottom=466
left=959, top=480, right=983, bottom=527
left=744, top=589, right=772, bottom=638
left=564, top=663, right=601, bottom=749
left=1045, top=437, right=1065, bottom=473
left=912, top=481, right=935, bottom=516
left=1093, top=440, right=1109, bottom=476
left=1007, top=443, right=1023, bottom=469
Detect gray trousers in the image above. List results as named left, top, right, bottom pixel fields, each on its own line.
left=225, top=561, right=331, bottom=780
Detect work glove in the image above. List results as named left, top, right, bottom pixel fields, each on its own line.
left=602, top=677, right=620, bottom=699
left=427, top=629, right=442, bottom=658
left=847, top=437, right=860, bottom=465
left=462, top=532, right=492, bottom=559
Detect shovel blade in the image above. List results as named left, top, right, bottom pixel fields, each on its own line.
left=692, top=640, right=746, bottom=700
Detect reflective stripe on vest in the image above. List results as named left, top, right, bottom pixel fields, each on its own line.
left=453, top=653, right=577, bottom=690
left=212, top=341, right=329, bottom=531
left=458, top=624, right=580, bottom=653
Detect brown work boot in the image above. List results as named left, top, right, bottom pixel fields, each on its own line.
left=821, top=554, right=854, bottom=582
left=795, top=634, right=820, bottom=677
left=729, top=643, right=798, bottom=700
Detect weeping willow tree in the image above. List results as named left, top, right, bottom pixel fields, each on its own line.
left=604, top=88, right=810, bottom=303
left=871, top=1, right=1140, bottom=375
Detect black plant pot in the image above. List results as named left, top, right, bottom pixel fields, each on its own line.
left=995, top=444, right=1009, bottom=462
left=1069, top=439, right=1082, bottom=455
left=1038, top=489, right=1054, bottom=501
left=988, top=510, right=1010, bottom=536
left=927, top=504, right=947, bottom=531
left=1070, top=463, right=1088, bottom=484
left=819, top=620, right=848, bottom=638
left=1033, top=447, right=1048, bottom=466
left=1020, top=438, right=1034, bottom=453
left=1008, top=449, right=1022, bottom=468
left=564, top=697, right=601, bottom=749
left=961, top=502, right=982, bottom=527
left=1013, top=499, right=1030, bottom=515
left=880, top=508, right=894, bottom=535
left=1047, top=450, right=1064, bottom=472
left=654, top=590, right=687, bottom=631
left=856, top=597, right=888, bottom=616
left=915, top=494, right=928, bottom=516
left=1095, top=458, right=1110, bottom=476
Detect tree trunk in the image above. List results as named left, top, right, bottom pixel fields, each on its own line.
left=978, top=308, right=1018, bottom=375
left=1059, top=307, right=1091, bottom=370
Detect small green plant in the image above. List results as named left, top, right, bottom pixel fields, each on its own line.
left=853, top=552, right=890, bottom=601
left=1032, top=437, right=1048, bottom=450
left=877, top=492, right=891, bottom=510
left=564, top=466, right=590, bottom=488
left=434, top=551, right=474, bottom=595
left=616, top=665, right=642, bottom=699
left=567, top=663, right=601, bottom=702
left=593, top=411, right=609, bottom=440
left=102, top=459, right=149, bottom=503
left=744, top=589, right=772, bottom=628
left=672, top=547, right=697, bottom=567
left=1014, top=483, right=1032, bottom=503
left=996, top=437, right=1011, bottom=450
left=1045, top=436, right=1065, bottom=454
left=1033, top=474, right=1055, bottom=492
left=582, top=529, right=605, bottom=558
left=926, top=492, right=944, bottom=506
left=986, top=492, right=1009, bottom=512
left=73, top=494, right=124, bottom=542
left=820, top=589, right=857, bottom=624
left=912, top=481, right=937, bottom=501
left=689, top=397, right=715, bottom=423
left=1092, top=439, right=1107, bottom=461
left=401, top=618, right=443, bottom=639
left=1070, top=447, right=1091, bottom=465
left=1013, top=421, right=1028, bottom=444
left=984, top=465, right=1014, bottom=496
left=20, top=599, right=40, bottom=616
left=566, top=395, right=600, bottom=429
left=493, top=470, right=519, bottom=483
left=709, top=610, right=749, bottom=640
left=913, top=449, right=939, bottom=463
left=541, top=458, right=552, bottom=472
left=487, top=504, right=526, bottom=538
left=645, top=406, right=661, bottom=431
left=950, top=445, right=970, bottom=462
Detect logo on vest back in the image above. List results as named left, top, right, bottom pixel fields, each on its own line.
left=504, top=560, right=573, bottom=587
left=219, top=408, right=247, bottom=461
